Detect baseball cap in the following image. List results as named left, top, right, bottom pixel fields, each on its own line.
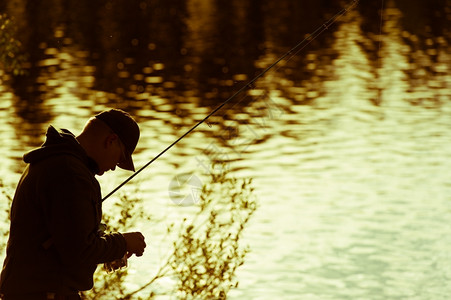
left=95, top=109, right=140, bottom=171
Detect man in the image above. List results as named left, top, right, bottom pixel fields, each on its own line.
left=0, top=109, right=146, bottom=300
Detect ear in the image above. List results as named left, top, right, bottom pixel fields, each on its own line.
left=104, top=133, right=118, bottom=148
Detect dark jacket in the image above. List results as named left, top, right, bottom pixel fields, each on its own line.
left=0, top=126, right=127, bottom=295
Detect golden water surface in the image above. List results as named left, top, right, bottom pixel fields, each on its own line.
left=1, top=0, right=451, bottom=299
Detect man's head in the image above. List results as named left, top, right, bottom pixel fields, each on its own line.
left=77, top=109, right=140, bottom=176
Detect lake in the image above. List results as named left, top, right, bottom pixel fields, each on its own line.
left=1, top=0, right=451, bottom=299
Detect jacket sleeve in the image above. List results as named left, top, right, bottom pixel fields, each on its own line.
left=37, top=156, right=127, bottom=267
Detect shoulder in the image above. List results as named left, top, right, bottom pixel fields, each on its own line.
left=33, top=153, right=101, bottom=206
left=35, top=152, right=91, bottom=174
left=33, top=153, right=98, bottom=189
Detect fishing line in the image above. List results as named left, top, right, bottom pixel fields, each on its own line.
left=102, top=0, right=360, bottom=202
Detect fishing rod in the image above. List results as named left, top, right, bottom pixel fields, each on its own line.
left=102, top=0, right=359, bottom=202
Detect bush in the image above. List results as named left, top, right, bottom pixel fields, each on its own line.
left=83, top=167, right=257, bottom=299
left=0, top=180, right=13, bottom=255
left=167, top=171, right=256, bottom=299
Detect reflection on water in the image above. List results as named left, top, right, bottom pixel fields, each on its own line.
left=1, top=0, right=451, bottom=299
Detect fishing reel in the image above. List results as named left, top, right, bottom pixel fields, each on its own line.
left=98, top=223, right=128, bottom=273
left=104, top=254, right=128, bottom=273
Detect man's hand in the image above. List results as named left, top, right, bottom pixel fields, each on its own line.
left=104, top=254, right=128, bottom=273
left=122, top=232, right=146, bottom=257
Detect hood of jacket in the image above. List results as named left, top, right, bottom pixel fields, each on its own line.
left=23, top=125, right=99, bottom=174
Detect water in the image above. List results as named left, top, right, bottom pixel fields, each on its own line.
left=1, top=0, right=451, bottom=299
